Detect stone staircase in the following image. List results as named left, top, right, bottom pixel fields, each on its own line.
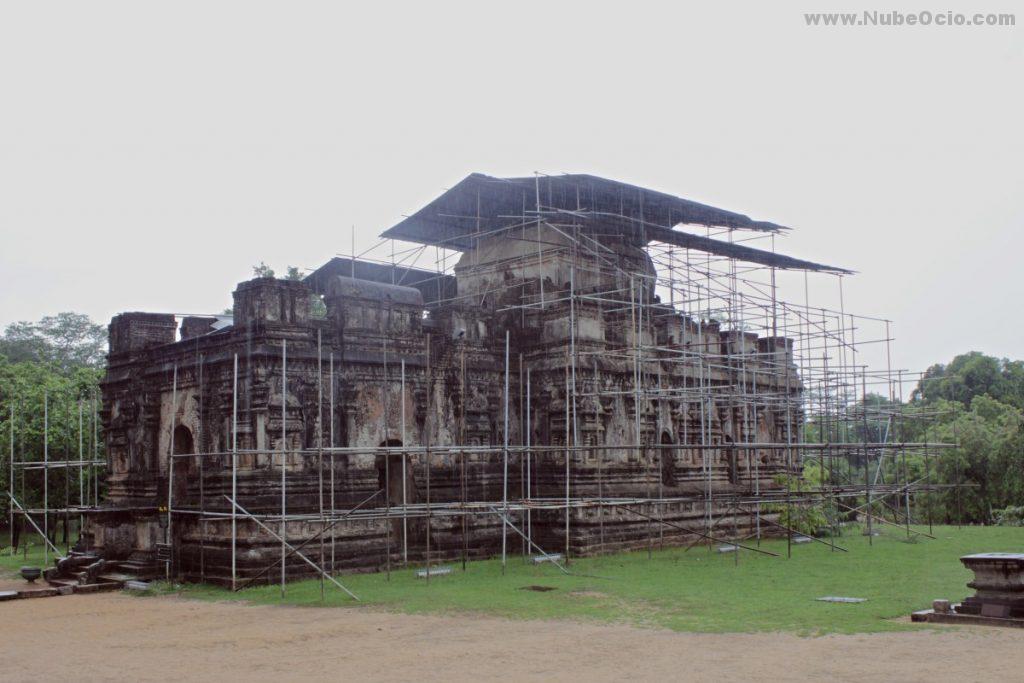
left=44, top=550, right=160, bottom=592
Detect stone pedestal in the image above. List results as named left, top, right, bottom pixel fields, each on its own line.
left=955, top=553, right=1024, bottom=619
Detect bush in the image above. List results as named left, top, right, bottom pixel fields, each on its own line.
left=769, top=473, right=829, bottom=536
left=994, top=505, right=1024, bottom=526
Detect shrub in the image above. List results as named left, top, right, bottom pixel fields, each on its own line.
left=994, top=505, right=1024, bottom=526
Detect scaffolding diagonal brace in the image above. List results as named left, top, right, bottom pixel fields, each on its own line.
left=225, top=495, right=359, bottom=601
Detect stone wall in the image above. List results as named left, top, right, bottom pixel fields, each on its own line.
left=89, top=233, right=802, bottom=583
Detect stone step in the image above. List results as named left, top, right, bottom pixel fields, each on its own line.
left=114, top=561, right=160, bottom=575
left=115, top=562, right=148, bottom=571
left=75, top=582, right=123, bottom=594
left=46, top=578, right=80, bottom=588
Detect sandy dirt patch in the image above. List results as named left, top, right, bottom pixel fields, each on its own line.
left=1, top=593, right=1022, bottom=682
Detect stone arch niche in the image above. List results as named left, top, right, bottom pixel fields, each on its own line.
left=375, top=439, right=408, bottom=505
left=172, top=425, right=194, bottom=456
left=660, top=430, right=677, bottom=487
left=172, top=425, right=194, bottom=502
left=374, top=439, right=420, bottom=557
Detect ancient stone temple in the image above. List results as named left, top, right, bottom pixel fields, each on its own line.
left=84, top=173, right=849, bottom=585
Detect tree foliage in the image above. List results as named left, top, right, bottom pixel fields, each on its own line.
left=919, top=395, right=1024, bottom=524
left=251, top=262, right=303, bottom=281
left=914, top=352, right=1024, bottom=409
left=900, top=352, right=1024, bottom=524
left=0, top=312, right=106, bottom=370
left=1, top=314, right=106, bottom=539
left=802, top=351, right=1024, bottom=526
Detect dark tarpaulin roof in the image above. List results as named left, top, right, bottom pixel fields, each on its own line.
left=304, top=257, right=455, bottom=304
left=644, top=226, right=853, bottom=275
left=379, top=173, right=852, bottom=275
left=325, top=276, right=424, bottom=306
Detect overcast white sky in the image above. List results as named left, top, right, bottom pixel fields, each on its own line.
left=1, top=1, right=1020, bottom=378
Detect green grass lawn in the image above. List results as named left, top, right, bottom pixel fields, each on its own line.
left=0, top=538, right=52, bottom=573
left=4, top=526, right=1022, bottom=634
left=164, top=525, right=1023, bottom=635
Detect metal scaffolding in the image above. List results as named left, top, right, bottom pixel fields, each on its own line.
left=3, top=172, right=959, bottom=599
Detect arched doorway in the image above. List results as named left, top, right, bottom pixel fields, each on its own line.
left=375, top=439, right=408, bottom=506
left=173, top=425, right=194, bottom=455
left=375, top=439, right=420, bottom=559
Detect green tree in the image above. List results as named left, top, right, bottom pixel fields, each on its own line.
left=0, top=313, right=106, bottom=370
left=915, top=352, right=1024, bottom=409
left=1, top=313, right=106, bottom=547
left=252, top=261, right=276, bottom=278
left=912, top=396, right=1024, bottom=524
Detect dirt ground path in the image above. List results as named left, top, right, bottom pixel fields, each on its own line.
left=2, top=593, right=1022, bottom=682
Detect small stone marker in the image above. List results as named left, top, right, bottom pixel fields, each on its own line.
left=816, top=596, right=867, bottom=603
left=717, top=545, right=738, bottom=553
left=933, top=599, right=950, bottom=614
left=531, top=553, right=564, bottom=564
left=415, top=565, right=453, bottom=579
left=793, top=536, right=812, bottom=544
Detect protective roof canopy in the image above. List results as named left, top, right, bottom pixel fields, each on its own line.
left=304, top=257, right=455, bottom=304
left=380, top=173, right=851, bottom=275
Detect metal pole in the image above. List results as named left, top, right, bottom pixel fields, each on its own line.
left=630, top=277, right=646, bottom=556
left=822, top=351, right=835, bottom=551
left=784, top=340, right=793, bottom=559
left=8, top=403, right=14, bottom=556
left=62, top=400, right=69, bottom=554
left=92, top=395, right=98, bottom=507
left=226, top=496, right=359, bottom=601
left=330, top=351, right=336, bottom=574
left=861, top=368, right=873, bottom=545
left=897, top=367, right=911, bottom=538
left=501, top=329, right=509, bottom=573
left=491, top=507, right=572, bottom=575
left=564, top=349, right=571, bottom=564
left=518, top=351, right=524, bottom=559
left=525, top=368, right=531, bottom=551
left=425, top=334, right=432, bottom=583
left=382, top=336, right=391, bottom=582
left=7, top=494, right=59, bottom=556
left=459, top=348, right=467, bottom=571
left=595, top=359, right=604, bottom=554
left=233, top=489, right=379, bottom=592
left=43, top=391, right=48, bottom=565
left=318, top=330, right=325, bottom=599
left=167, top=364, right=177, bottom=579
left=569, top=229, right=579, bottom=563
left=280, top=340, right=287, bottom=597
left=77, top=400, right=83, bottom=535
left=197, top=351, right=206, bottom=582
left=231, top=353, right=238, bottom=591
left=400, top=359, right=407, bottom=565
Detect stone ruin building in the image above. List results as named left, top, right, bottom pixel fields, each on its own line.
left=81, top=173, right=851, bottom=586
